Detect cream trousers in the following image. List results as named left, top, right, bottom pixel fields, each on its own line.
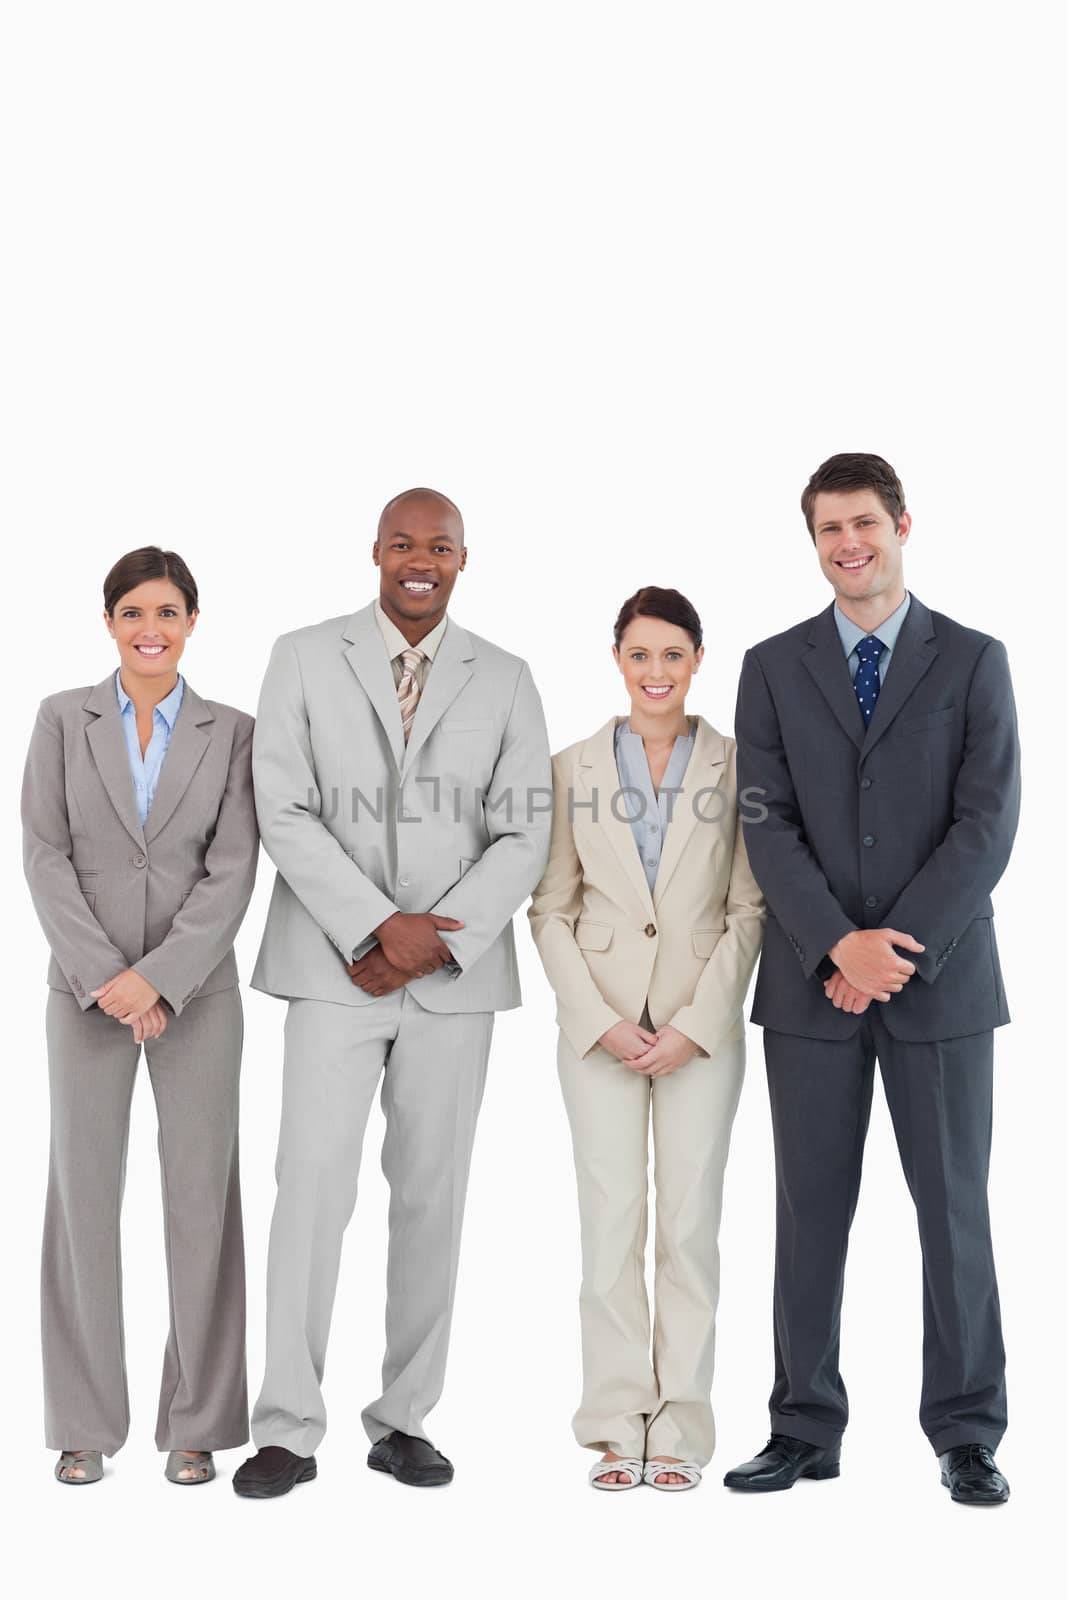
left=558, top=1027, right=745, bottom=1465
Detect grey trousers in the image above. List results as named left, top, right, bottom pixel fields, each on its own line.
left=764, top=1012, right=1006, bottom=1455
left=42, top=987, right=248, bottom=1456
left=251, top=990, right=493, bottom=1457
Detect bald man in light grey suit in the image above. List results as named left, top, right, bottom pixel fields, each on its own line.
left=234, top=489, right=551, bottom=1498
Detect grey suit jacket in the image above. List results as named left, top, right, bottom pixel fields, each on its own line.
left=22, top=676, right=259, bottom=1015
left=250, top=601, right=552, bottom=1011
left=734, top=594, right=1020, bottom=1042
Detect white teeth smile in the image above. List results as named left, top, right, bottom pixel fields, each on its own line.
left=642, top=685, right=673, bottom=697
left=402, top=580, right=434, bottom=592
left=837, top=556, right=873, bottom=570
left=135, top=645, right=166, bottom=655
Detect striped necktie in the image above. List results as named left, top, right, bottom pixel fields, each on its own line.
left=397, top=648, right=424, bottom=742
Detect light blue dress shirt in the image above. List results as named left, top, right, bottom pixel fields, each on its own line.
left=115, top=670, right=185, bottom=824
left=613, top=717, right=696, bottom=893
left=834, top=592, right=911, bottom=685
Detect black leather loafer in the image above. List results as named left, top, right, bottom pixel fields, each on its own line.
left=724, top=1434, right=841, bottom=1492
left=232, top=1446, right=317, bottom=1499
left=939, top=1445, right=1010, bottom=1505
left=367, top=1430, right=453, bottom=1486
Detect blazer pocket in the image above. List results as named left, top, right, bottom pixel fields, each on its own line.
left=692, top=924, right=726, bottom=957
left=575, top=919, right=613, bottom=952
left=440, top=719, right=493, bottom=732
left=902, top=706, right=955, bottom=734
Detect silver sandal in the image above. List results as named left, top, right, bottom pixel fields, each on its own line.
left=165, top=1449, right=215, bottom=1484
left=589, top=1455, right=644, bottom=1490
left=55, top=1450, right=103, bottom=1485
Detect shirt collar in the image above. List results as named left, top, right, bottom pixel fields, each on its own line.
left=834, top=591, right=911, bottom=658
left=115, top=668, right=185, bottom=728
left=374, top=597, right=448, bottom=663
left=614, top=716, right=696, bottom=748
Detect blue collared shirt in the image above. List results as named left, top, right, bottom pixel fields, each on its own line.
left=613, top=717, right=696, bottom=893
left=115, top=670, right=185, bottom=824
left=834, top=592, right=911, bottom=685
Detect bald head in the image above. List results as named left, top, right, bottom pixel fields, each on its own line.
left=377, top=487, right=464, bottom=544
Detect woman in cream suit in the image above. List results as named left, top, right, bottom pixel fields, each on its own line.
left=21, top=547, right=259, bottom=1486
left=529, top=587, right=765, bottom=1492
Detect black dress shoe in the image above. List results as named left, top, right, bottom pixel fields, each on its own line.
left=724, top=1434, right=841, bottom=1492
left=367, top=1430, right=453, bottom=1487
left=939, top=1445, right=1010, bottom=1505
left=232, top=1446, right=317, bottom=1499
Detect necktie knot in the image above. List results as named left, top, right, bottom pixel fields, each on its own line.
left=856, top=635, right=885, bottom=665
left=399, top=648, right=423, bottom=679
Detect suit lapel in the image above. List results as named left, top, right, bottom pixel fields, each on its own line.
left=342, top=603, right=406, bottom=770
left=653, top=717, right=727, bottom=906
left=143, top=682, right=214, bottom=841
left=802, top=603, right=865, bottom=750
left=578, top=720, right=655, bottom=918
left=400, top=617, right=476, bottom=777
left=84, top=676, right=146, bottom=849
left=859, top=595, right=938, bottom=761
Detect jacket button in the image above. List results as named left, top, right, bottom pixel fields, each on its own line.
left=132, top=852, right=147, bottom=867
left=644, top=923, right=656, bottom=938
left=862, top=835, right=875, bottom=847
left=864, top=895, right=878, bottom=908
left=861, top=777, right=873, bottom=790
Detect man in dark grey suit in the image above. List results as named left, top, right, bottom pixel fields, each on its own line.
left=726, top=453, right=1019, bottom=1506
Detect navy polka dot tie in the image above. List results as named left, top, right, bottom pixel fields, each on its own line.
left=854, top=635, right=885, bottom=726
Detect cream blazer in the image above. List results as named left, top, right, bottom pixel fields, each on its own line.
left=528, top=714, right=765, bottom=1059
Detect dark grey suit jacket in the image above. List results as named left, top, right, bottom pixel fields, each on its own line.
left=734, top=595, right=1020, bottom=1042
left=22, top=676, right=259, bottom=1015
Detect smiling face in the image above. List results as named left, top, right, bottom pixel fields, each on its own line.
left=614, top=615, right=703, bottom=723
left=105, top=578, right=196, bottom=689
left=812, top=488, right=911, bottom=609
left=373, top=494, right=466, bottom=639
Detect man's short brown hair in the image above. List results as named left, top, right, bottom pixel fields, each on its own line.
left=801, top=453, right=906, bottom=542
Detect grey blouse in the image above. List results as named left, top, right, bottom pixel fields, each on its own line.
left=612, top=717, right=696, bottom=893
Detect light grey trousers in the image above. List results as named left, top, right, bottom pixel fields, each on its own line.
left=558, top=1024, right=745, bottom=1466
left=251, top=990, right=493, bottom=1457
left=42, top=987, right=248, bottom=1456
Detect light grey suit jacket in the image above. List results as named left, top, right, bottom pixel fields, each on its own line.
left=250, top=601, right=552, bottom=1011
left=22, top=676, right=259, bottom=1015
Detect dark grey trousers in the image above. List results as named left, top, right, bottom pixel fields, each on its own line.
left=763, top=1011, right=1006, bottom=1455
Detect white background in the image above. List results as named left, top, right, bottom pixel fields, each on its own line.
left=1, top=3, right=1062, bottom=1597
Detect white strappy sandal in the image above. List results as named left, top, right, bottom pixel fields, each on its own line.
left=643, top=1458, right=702, bottom=1491
left=589, top=1456, right=644, bottom=1490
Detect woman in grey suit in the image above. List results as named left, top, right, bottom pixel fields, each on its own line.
left=21, top=547, right=259, bottom=1486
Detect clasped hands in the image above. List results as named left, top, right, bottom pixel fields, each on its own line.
left=345, top=911, right=465, bottom=997
left=90, top=970, right=167, bottom=1040
left=598, top=1020, right=698, bottom=1078
left=823, top=927, right=926, bottom=1014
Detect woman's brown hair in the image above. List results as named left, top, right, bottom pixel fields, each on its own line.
left=613, top=586, right=702, bottom=651
left=103, top=547, right=199, bottom=616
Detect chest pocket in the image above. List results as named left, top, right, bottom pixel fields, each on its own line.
left=902, top=706, right=955, bottom=734
left=440, top=719, right=494, bottom=733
